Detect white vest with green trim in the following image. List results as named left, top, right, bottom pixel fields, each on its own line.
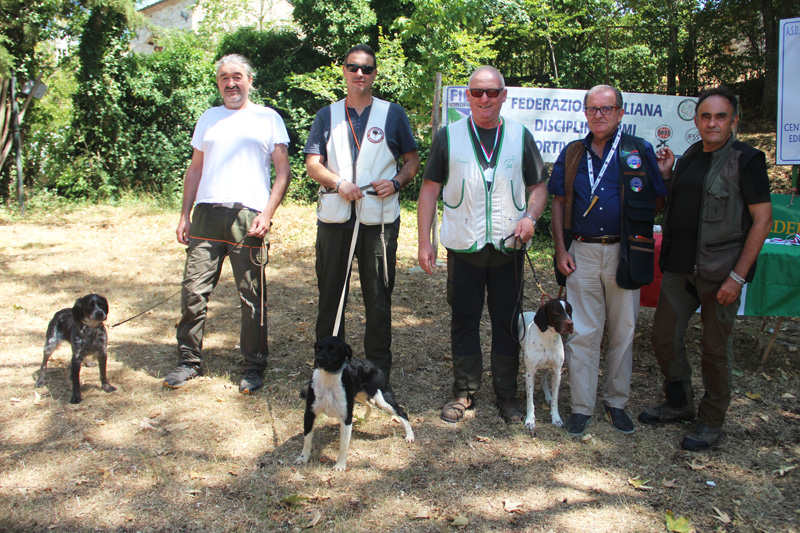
left=316, top=98, right=400, bottom=225
left=440, top=117, right=527, bottom=253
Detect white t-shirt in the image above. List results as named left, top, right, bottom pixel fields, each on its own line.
left=191, top=104, right=290, bottom=211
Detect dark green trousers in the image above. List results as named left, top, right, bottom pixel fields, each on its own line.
left=176, top=203, right=268, bottom=371
left=651, top=272, right=739, bottom=428
left=315, top=222, right=397, bottom=378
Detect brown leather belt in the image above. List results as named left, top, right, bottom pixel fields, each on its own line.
left=574, top=235, right=620, bottom=245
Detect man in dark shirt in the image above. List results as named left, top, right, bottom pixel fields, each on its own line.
left=304, top=44, right=419, bottom=379
left=418, top=66, right=548, bottom=424
left=639, top=86, right=772, bottom=451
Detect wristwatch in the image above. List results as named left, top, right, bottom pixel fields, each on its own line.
left=334, top=179, right=344, bottom=192
left=391, top=179, right=401, bottom=192
left=522, top=213, right=537, bottom=227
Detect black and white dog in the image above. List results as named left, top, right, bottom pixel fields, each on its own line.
left=518, top=298, right=573, bottom=430
left=294, top=336, right=415, bottom=471
left=35, top=294, right=115, bottom=404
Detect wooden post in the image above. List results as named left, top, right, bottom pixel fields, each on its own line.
left=10, top=73, right=24, bottom=215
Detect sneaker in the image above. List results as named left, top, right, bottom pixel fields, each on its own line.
left=604, top=406, right=635, bottom=434
left=163, top=364, right=201, bottom=389
left=638, top=402, right=696, bottom=424
left=239, top=369, right=264, bottom=394
left=495, top=397, right=524, bottom=424
left=564, top=413, right=592, bottom=437
left=681, top=422, right=722, bottom=451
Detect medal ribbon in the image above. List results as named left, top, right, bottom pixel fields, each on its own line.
left=469, top=116, right=502, bottom=166
left=345, top=98, right=362, bottom=152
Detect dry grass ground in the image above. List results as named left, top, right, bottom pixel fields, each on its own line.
left=0, top=200, right=798, bottom=532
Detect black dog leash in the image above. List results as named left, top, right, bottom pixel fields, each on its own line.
left=109, top=233, right=269, bottom=329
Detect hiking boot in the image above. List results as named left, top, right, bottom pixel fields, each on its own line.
left=163, top=364, right=201, bottom=389
left=638, top=402, right=696, bottom=424
left=604, top=406, right=635, bottom=434
left=564, top=413, right=592, bottom=437
left=239, top=369, right=264, bottom=394
left=495, top=396, right=524, bottom=424
left=681, top=422, right=723, bottom=451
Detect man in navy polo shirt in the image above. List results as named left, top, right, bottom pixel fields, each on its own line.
left=549, top=84, right=667, bottom=437
left=304, top=44, right=419, bottom=380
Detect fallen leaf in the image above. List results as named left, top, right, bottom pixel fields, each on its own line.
left=451, top=515, right=469, bottom=527
left=788, top=346, right=798, bottom=353
left=628, top=476, right=653, bottom=490
left=306, top=509, right=322, bottom=528
left=665, top=510, right=694, bottom=532
left=580, top=433, right=594, bottom=443
left=289, top=472, right=307, bottom=483
left=280, top=493, right=311, bottom=506
left=140, top=418, right=159, bottom=431
left=782, top=393, right=796, bottom=399
left=476, top=435, right=492, bottom=443
left=164, top=422, right=190, bottom=432
left=189, top=472, right=206, bottom=480
left=688, top=459, right=707, bottom=471
left=33, top=391, right=41, bottom=405
left=10, top=397, right=21, bottom=403
left=503, top=500, right=524, bottom=513
left=185, top=489, right=201, bottom=495
left=215, top=396, right=228, bottom=402
left=662, top=478, right=678, bottom=488
left=745, top=391, right=762, bottom=400
left=773, top=465, right=798, bottom=476
left=712, top=507, right=731, bottom=524
left=410, top=509, right=431, bottom=520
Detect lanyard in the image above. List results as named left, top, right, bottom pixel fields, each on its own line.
left=586, top=127, right=622, bottom=196
left=345, top=98, right=361, bottom=152
left=469, top=116, right=502, bottom=167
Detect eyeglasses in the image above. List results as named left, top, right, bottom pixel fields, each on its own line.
left=584, top=106, right=620, bottom=116
left=468, top=88, right=504, bottom=98
left=345, top=63, right=376, bottom=75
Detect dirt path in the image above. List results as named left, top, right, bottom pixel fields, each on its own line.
left=0, top=202, right=798, bottom=532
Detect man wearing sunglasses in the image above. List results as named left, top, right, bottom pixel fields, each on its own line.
left=418, top=66, right=548, bottom=424
left=304, top=44, right=420, bottom=380
left=548, top=84, right=667, bottom=438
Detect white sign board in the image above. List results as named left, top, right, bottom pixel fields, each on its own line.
left=443, top=86, right=699, bottom=163
left=777, top=17, right=800, bottom=165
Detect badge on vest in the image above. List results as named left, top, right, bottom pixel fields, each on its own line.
left=626, top=154, right=642, bottom=169
left=367, top=127, right=385, bottom=143
left=630, top=177, right=643, bottom=192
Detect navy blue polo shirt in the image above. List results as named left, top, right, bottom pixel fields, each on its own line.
left=548, top=128, right=665, bottom=237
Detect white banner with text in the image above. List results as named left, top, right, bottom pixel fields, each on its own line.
left=443, top=86, right=699, bottom=163
left=777, top=17, right=800, bottom=165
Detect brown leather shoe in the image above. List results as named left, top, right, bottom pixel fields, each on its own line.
left=441, top=397, right=473, bottom=423
left=496, top=397, right=524, bottom=423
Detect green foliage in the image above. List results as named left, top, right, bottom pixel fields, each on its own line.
left=292, top=0, right=377, bottom=60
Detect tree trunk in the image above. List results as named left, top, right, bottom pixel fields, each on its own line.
left=760, top=0, right=777, bottom=118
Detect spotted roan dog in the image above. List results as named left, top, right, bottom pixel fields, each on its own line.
left=518, top=298, right=573, bottom=430
left=35, top=294, right=115, bottom=404
left=295, top=336, right=415, bottom=471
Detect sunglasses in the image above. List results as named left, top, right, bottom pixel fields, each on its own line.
left=345, top=63, right=376, bottom=75
left=468, top=88, right=504, bottom=98
left=584, top=106, right=620, bottom=116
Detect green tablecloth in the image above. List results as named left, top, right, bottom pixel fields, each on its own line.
left=744, top=243, right=800, bottom=317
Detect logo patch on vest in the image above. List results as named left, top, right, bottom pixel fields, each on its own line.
left=626, top=154, right=642, bottom=169
left=367, top=127, right=385, bottom=144
left=630, top=177, right=643, bottom=192
left=504, top=155, right=517, bottom=169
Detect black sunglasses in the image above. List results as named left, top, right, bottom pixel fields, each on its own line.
left=468, top=88, right=504, bottom=98
left=345, top=63, right=376, bottom=75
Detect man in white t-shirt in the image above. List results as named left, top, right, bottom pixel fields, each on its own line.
left=163, top=54, right=291, bottom=394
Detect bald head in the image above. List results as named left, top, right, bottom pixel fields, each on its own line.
left=469, top=66, right=505, bottom=89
